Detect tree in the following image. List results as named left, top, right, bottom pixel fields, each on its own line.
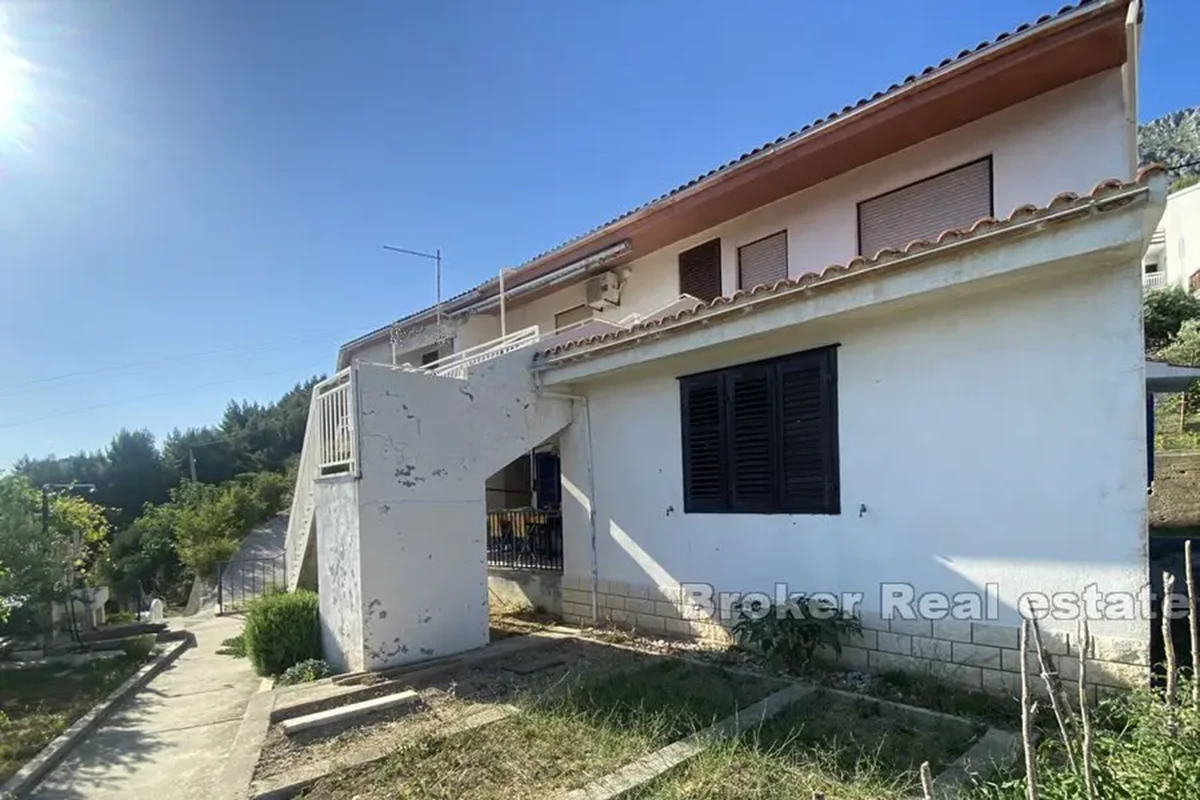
left=1144, top=286, right=1200, bottom=350
left=0, top=475, right=110, bottom=626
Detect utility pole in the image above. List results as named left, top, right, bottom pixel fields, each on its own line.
left=382, top=244, right=443, bottom=331
left=188, top=448, right=198, bottom=482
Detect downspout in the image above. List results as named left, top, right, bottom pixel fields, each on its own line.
left=538, top=389, right=600, bottom=625
left=1122, top=0, right=1142, bottom=178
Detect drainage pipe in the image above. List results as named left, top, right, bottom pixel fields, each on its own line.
left=538, top=389, right=600, bottom=625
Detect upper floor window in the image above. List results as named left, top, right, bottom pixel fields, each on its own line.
left=420, top=349, right=441, bottom=366
left=554, top=304, right=593, bottom=330
left=738, top=231, right=788, bottom=290
left=679, top=238, right=722, bottom=303
left=857, top=157, right=993, bottom=257
left=679, top=345, right=840, bottom=515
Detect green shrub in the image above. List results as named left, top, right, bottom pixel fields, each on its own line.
left=732, top=594, right=861, bottom=673
left=106, top=611, right=135, bottom=625
left=242, top=590, right=321, bottom=676
left=119, top=634, right=157, bottom=660
left=277, top=658, right=333, bottom=686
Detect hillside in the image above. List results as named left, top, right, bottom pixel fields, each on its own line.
left=1140, top=107, right=1200, bottom=190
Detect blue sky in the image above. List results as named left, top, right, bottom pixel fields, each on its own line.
left=0, top=0, right=1196, bottom=469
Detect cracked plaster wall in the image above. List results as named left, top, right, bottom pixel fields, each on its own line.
left=349, top=351, right=572, bottom=670
left=314, top=475, right=364, bottom=672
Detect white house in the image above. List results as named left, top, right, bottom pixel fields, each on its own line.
left=1142, top=180, right=1200, bottom=292
left=287, top=0, right=1168, bottom=694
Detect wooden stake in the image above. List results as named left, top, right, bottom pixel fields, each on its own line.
left=1020, top=619, right=1039, bottom=800
left=920, top=761, right=934, bottom=800
left=1078, top=620, right=1096, bottom=800
left=1164, top=571, right=1178, bottom=709
left=1186, top=540, right=1199, bottom=708
left=1029, top=616, right=1077, bottom=773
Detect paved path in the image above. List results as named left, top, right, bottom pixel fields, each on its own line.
left=29, top=615, right=261, bottom=800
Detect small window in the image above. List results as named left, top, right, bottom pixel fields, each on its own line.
left=679, top=345, right=839, bottom=515
left=857, top=157, right=993, bottom=257
left=421, top=349, right=441, bottom=366
left=679, top=238, right=722, bottom=302
left=554, top=304, right=593, bottom=330
left=738, top=231, right=788, bottom=290
left=1145, top=262, right=1160, bottom=275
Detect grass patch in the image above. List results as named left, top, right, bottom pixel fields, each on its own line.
left=0, top=657, right=145, bottom=780
left=217, top=634, right=247, bottom=658
left=963, top=686, right=1200, bottom=799
left=631, top=691, right=980, bottom=800
left=872, top=670, right=1020, bottom=729
left=300, top=659, right=778, bottom=799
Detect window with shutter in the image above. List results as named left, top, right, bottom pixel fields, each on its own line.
left=857, top=157, right=993, bottom=257
left=679, top=345, right=839, bottom=515
left=737, top=231, right=788, bottom=290
left=679, top=238, right=722, bottom=302
left=778, top=350, right=839, bottom=514
left=680, top=373, right=725, bottom=512
left=726, top=366, right=776, bottom=512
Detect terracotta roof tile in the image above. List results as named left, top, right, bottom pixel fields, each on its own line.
left=341, top=0, right=1117, bottom=359
left=535, top=165, right=1169, bottom=363
left=505, top=0, right=1107, bottom=277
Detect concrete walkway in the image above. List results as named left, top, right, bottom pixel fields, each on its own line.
left=29, top=614, right=261, bottom=800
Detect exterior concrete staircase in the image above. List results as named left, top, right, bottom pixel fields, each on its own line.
left=284, top=328, right=575, bottom=672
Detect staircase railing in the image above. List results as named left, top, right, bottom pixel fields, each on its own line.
left=424, top=325, right=541, bottom=379
left=284, top=388, right=321, bottom=589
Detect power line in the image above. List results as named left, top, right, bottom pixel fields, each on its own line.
left=0, top=362, right=326, bottom=430
left=0, top=324, right=367, bottom=397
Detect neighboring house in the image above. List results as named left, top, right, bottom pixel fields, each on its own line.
left=1142, top=180, right=1200, bottom=292
left=288, top=0, right=1167, bottom=695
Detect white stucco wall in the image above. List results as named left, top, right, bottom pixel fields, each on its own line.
left=496, top=70, right=1129, bottom=338
left=347, top=352, right=573, bottom=670
left=559, top=258, right=1148, bottom=641
left=314, top=475, right=364, bottom=672
left=1160, top=183, right=1200, bottom=290
left=343, top=71, right=1127, bottom=366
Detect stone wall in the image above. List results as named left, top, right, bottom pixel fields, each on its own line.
left=561, top=575, right=1149, bottom=698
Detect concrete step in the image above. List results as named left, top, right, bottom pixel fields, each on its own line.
left=279, top=690, right=421, bottom=736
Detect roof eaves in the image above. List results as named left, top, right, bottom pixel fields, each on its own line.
left=535, top=165, right=1169, bottom=366
left=341, top=0, right=1123, bottom=364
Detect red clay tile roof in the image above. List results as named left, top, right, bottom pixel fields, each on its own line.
left=535, top=165, right=1169, bottom=363
left=340, top=0, right=1122, bottom=361
left=516, top=0, right=1110, bottom=269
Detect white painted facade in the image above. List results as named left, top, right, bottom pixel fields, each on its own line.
left=552, top=246, right=1148, bottom=643
left=295, top=50, right=1165, bottom=681
left=341, top=71, right=1131, bottom=368
left=312, top=353, right=572, bottom=672
left=1142, top=182, right=1200, bottom=292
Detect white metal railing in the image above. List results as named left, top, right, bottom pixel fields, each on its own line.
left=423, top=325, right=541, bottom=379
left=315, top=369, right=356, bottom=473
left=1144, top=271, right=1169, bottom=292
left=284, top=390, right=321, bottom=589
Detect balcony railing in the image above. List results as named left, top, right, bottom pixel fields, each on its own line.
left=486, top=508, right=562, bottom=572
left=424, top=325, right=541, bottom=379
left=1144, top=272, right=1169, bottom=292
left=315, top=369, right=356, bottom=475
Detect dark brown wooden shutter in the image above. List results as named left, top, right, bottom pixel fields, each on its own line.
left=679, top=238, right=722, bottom=302
left=858, top=158, right=992, bottom=257
left=680, top=373, right=725, bottom=512
left=777, top=348, right=839, bottom=514
left=725, top=366, right=776, bottom=512
left=738, top=231, right=788, bottom=290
